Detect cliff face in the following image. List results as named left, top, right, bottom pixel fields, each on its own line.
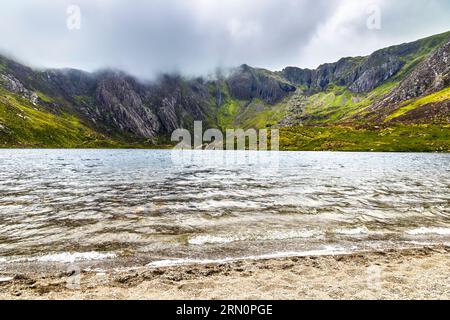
left=357, top=39, right=450, bottom=123
left=383, top=40, right=450, bottom=102
left=0, top=60, right=221, bottom=140
left=93, top=72, right=161, bottom=138
left=348, top=54, right=403, bottom=93
left=0, top=31, right=449, bottom=144
left=282, top=31, right=450, bottom=94
left=279, top=39, right=449, bottom=94
left=281, top=57, right=363, bottom=92
left=0, top=58, right=299, bottom=140
left=227, top=64, right=296, bottom=104
left=74, top=73, right=221, bottom=139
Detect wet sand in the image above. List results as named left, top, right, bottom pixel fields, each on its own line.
left=0, top=246, right=449, bottom=300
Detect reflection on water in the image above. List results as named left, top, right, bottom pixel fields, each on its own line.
left=0, top=150, right=449, bottom=265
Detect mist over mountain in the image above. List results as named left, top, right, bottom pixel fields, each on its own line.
left=0, top=31, right=449, bottom=150
left=1, top=0, right=450, bottom=79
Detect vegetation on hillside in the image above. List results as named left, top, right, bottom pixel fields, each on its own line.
left=0, top=89, right=132, bottom=148
left=385, top=87, right=450, bottom=121
left=280, top=125, right=450, bottom=152
left=0, top=31, right=449, bottom=151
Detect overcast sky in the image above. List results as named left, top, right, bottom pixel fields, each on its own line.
left=1, top=0, right=449, bottom=79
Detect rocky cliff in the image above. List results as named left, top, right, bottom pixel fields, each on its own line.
left=356, top=38, right=450, bottom=123
left=0, top=30, right=449, bottom=145
left=279, top=32, right=450, bottom=94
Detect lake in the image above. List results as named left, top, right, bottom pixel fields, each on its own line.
left=0, top=150, right=449, bottom=267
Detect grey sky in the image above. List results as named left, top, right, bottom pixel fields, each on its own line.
left=1, top=0, right=449, bottom=79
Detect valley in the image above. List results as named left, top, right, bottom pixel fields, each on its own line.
left=1, top=31, right=449, bottom=151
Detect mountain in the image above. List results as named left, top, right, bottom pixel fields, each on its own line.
left=356, top=38, right=450, bottom=123
left=0, top=31, right=449, bottom=150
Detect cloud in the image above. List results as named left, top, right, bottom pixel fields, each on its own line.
left=298, top=0, right=450, bottom=68
left=0, top=0, right=449, bottom=78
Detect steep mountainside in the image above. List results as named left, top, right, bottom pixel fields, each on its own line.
left=280, top=31, right=450, bottom=93
left=357, top=39, right=450, bottom=123
left=0, top=31, right=449, bottom=150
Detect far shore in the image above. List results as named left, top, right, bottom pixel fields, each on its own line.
left=1, top=246, right=449, bottom=300
left=0, top=147, right=449, bottom=153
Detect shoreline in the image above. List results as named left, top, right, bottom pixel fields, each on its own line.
left=0, top=147, right=449, bottom=153
left=1, top=124, right=449, bottom=152
left=1, top=245, right=449, bottom=300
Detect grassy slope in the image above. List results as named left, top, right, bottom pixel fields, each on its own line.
left=385, top=87, right=450, bottom=121
left=280, top=125, right=450, bottom=152
left=218, top=98, right=290, bottom=130
left=0, top=89, right=131, bottom=148
left=214, top=82, right=450, bottom=152
left=216, top=80, right=290, bottom=131
left=278, top=84, right=450, bottom=152
left=287, top=83, right=398, bottom=124
left=217, top=99, right=241, bottom=129
left=277, top=32, right=450, bottom=152
left=1, top=84, right=448, bottom=151
left=1, top=81, right=448, bottom=151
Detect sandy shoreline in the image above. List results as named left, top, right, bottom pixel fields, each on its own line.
left=0, top=246, right=449, bottom=300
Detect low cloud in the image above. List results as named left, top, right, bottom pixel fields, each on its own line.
left=0, top=0, right=449, bottom=79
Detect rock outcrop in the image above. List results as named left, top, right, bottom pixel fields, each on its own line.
left=280, top=33, right=450, bottom=94
left=358, top=39, right=450, bottom=122
left=383, top=40, right=450, bottom=103
left=228, top=64, right=296, bottom=104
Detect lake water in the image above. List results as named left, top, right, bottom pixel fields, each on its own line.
left=0, top=150, right=449, bottom=267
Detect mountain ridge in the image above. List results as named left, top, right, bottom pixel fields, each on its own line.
left=1, top=31, right=449, bottom=150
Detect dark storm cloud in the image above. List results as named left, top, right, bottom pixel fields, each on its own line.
left=1, top=0, right=449, bottom=79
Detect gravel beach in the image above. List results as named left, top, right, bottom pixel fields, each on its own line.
left=1, top=246, right=449, bottom=300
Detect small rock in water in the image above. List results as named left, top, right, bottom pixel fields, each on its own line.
left=0, top=276, right=14, bottom=282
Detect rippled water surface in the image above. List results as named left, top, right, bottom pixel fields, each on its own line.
left=0, top=150, right=449, bottom=265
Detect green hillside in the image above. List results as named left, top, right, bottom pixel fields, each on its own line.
left=0, top=31, right=449, bottom=151
left=0, top=89, right=127, bottom=148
